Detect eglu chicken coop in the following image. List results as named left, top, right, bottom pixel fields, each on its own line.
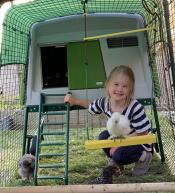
left=1, top=0, right=175, bottom=192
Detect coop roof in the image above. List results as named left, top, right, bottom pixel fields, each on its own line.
left=0, top=0, right=162, bottom=66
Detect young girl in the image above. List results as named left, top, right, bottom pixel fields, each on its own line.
left=64, top=65, right=152, bottom=184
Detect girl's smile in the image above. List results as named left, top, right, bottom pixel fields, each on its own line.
left=107, top=73, right=131, bottom=105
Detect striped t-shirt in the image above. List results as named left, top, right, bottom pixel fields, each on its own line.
left=88, top=97, right=152, bottom=151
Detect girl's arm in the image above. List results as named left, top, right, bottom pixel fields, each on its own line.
left=130, top=101, right=151, bottom=136
left=64, top=93, right=91, bottom=108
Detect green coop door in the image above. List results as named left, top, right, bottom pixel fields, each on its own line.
left=67, top=41, right=106, bottom=89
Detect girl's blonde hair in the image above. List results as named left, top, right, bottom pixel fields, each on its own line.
left=105, top=65, right=135, bottom=103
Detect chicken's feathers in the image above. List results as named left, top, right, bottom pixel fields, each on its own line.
left=107, top=112, right=131, bottom=139
left=18, top=154, right=35, bottom=181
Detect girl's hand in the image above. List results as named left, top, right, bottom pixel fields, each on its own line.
left=109, top=147, right=118, bottom=156
left=64, top=93, right=76, bottom=106
left=64, top=93, right=90, bottom=108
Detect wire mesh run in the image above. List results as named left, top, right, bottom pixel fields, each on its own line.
left=0, top=0, right=175, bottom=189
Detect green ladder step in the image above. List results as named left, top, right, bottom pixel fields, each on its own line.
left=39, top=163, right=65, bottom=168
left=39, top=153, right=65, bottom=157
left=42, top=103, right=66, bottom=107
left=41, top=131, right=65, bottom=135
left=41, top=93, right=66, bottom=97
left=40, top=142, right=65, bottom=146
left=42, top=112, right=66, bottom=115
left=43, top=122, right=66, bottom=126
left=37, top=175, right=65, bottom=180
left=42, top=103, right=68, bottom=111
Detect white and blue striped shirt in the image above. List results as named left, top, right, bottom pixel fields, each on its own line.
left=88, top=97, right=152, bottom=151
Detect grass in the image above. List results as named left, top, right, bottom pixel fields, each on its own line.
left=0, top=130, right=23, bottom=187
left=5, top=138, right=175, bottom=188
left=0, top=96, right=22, bottom=111
left=1, top=117, right=175, bottom=191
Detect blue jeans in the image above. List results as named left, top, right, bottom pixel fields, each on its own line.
left=99, top=130, right=145, bottom=165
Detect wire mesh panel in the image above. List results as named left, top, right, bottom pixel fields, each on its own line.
left=146, top=0, right=175, bottom=175
left=25, top=109, right=107, bottom=140
left=0, top=64, right=26, bottom=186
left=0, top=0, right=175, bottom=189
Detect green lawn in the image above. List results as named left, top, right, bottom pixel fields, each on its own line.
left=1, top=114, right=175, bottom=190
left=5, top=138, right=175, bottom=187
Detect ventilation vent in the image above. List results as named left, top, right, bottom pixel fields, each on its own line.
left=107, top=36, right=138, bottom=48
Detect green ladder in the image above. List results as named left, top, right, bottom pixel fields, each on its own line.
left=34, top=93, right=70, bottom=185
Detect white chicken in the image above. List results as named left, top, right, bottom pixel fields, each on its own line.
left=107, top=112, right=131, bottom=139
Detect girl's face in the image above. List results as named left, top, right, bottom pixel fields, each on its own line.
left=107, top=73, right=131, bottom=103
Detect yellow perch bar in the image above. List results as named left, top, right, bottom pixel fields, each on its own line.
left=85, top=134, right=157, bottom=150
left=84, top=27, right=156, bottom=41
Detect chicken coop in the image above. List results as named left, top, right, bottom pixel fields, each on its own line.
left=0, top=0, right=175, bottom=192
